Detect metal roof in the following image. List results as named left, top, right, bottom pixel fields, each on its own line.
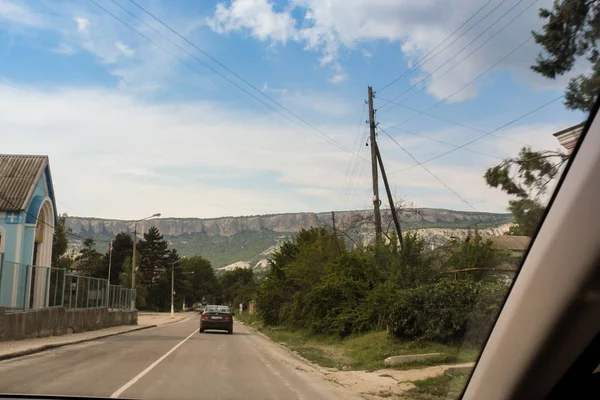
left=481, top=235, right=531, bottom=251
left=552, top=122, right=585, bottom=137
left=0, top=155, right=48, bottom=211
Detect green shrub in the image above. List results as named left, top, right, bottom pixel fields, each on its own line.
left=387, top=280, right=508, bottom=346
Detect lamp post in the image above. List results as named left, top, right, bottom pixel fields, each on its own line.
left=131, top=213, right=161, bottom=309
left=171, top=261, right=191, bottom=317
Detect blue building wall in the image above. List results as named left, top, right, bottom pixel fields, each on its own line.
left=0, top=169, right=55, bottom=308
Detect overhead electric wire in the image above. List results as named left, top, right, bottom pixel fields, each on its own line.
left=90, top=0, right=367, bottom=161
left=390, top=1, right=539, bottom=111
left=378, top=123, right=504, bottom=160
left=379, top=0, right=535, bottom=113
left=378, top=0, right=504, bottom=93
left=343, top=123, right=371, bottom=209
left=376, top=98, right=535, bottom=148
left=383, top=27, right=543, bottom=132
left=379, top=127, right=479, bottom=212
left=0, top=192, right=110, bottom=243
left=386, top=95, right=565, bottom=176
left=338, top=103, right=368, bottom=206
left=118, top=0, right=367, bottom=160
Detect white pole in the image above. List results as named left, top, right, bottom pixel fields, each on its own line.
left=107, top=241, right=112, bottom=309
left=170, top=261, right=175, bottom=317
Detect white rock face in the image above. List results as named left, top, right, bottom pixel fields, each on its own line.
left=217, top=261, right=251, bottom=272
left=254, top=259, right=270, bottom=270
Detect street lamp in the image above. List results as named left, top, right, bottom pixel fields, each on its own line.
left=171, top=259, right=190, bottom=317
left=131, top=213, right=161, bottom=309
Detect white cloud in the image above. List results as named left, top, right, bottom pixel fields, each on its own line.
left=262, top=82, right=288, bottom=94
left=0, top=0, right=45, bottom=27
left=52, top=42, right=76, bottom=55
left=0, top=83, right=569, bottom=218
left=74, top=16, right=90, bottom=33
left=328, top=72, right=347, bottom=84
left=115, top=41, right=134, bottom=58
left=208, top=0, right=296, bottom=43
left=208, top=0, right=569, bottom=100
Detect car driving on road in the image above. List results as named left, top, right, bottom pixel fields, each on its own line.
left=200, top=305, right=234, bottom=334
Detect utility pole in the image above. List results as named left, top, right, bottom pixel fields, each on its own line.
left=331, top=210, right=337, bottom=233
left=331, top=211, right=341, bottom=254
left=375, top=142, right=404, bottom=247
left=368, top=86, right=383, bottom=243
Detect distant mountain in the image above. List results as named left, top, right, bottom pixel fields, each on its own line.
left=65, top=208, right=512, bottom=269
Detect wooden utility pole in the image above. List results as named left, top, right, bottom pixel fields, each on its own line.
left=375, top=141, right=403, bottom=247
left=331, top=211, right=341, bottom=254
left=368, top=86, right=383, bottom=243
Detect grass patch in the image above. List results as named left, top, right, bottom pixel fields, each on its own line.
left=250, top=327, right=478, bottom=371
left=409, top=373, right=470, bottom=400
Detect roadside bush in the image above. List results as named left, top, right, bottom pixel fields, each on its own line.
left=387, top=280, right=509, bottom=346
left=304, top=275, right=369, bottom=336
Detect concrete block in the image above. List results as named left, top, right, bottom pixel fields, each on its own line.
left=384, top=353, right=443, bottom=366
left=444, top=366, right=473, bottom=377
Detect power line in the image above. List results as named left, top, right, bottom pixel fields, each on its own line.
left=379, top=15, right=546, bottom=134
left=386, top=95, right=565, bottom=176
left=391, top=1, right=539, bottom=109
left=90, top=0, right=366, bottom=161
left=338, top=102, right=368, bottom=206
left=0, top=191, right=110, bottom=243
left=118, top=0, right=367, bottom=160
left=377, top=0, right=501, bottom=93
left=379, top=0, right=535, bottom=113
left=376, top=98, right=535, bottom=148
left=379, top=127, right=479, bottom=212
left=378, top=122, right=504, bottom=160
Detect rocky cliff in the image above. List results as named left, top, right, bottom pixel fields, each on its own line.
left=66, top=208, right=511, bottom=237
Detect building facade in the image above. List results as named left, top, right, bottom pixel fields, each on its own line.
left=553, top=122, right=585, bottom=155
left=0, top=155, right=57, bottom=308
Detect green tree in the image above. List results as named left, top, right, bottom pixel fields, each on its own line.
left=256, top=241, right=298, bottom=326
left=105, top=232, right=133, bottom=284
left=219, top=268, right=257, bottom=308
left=74, top=238, right=104, bottom=277
left=484, top=147, right=568, bottom=236
left=52, top=213, right=71, bottom=269
left=181, top=256, right=219, bottom=306
left=137, top=226, right=179, bottom=310
left=531, top=0, right=600, bottom=111
left=138, top=226, right=171, bottom=285
left=442, top=233, right=510, bottom=281
left=120, top=255, right=147, bottom=309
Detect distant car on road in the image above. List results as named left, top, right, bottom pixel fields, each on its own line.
left=200, top=305, right=234, bottom=334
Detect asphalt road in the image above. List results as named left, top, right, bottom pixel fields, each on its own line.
left=0, top=315, right=361, bottom=400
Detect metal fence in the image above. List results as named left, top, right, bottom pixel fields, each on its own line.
left=107, top=284, right=136, bottom=310
left=0, top=260, right=136, bottom=311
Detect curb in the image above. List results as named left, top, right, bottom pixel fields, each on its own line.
left=0, top=325, right=156, bottom=362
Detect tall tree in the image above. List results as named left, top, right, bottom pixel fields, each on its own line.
left=105, top=232, right=133, bottom=284
left=137, top=226, right=170, bottom=285
left=532, top=0, right=600, bottom=111
left=52, top=213, right=70, bottom=268
left=74, top=238, right=104, bottom=277
left=484, top=147, right=568, bottom=236
left=219, top=268, right=257, bottom=307
left=181, top=256, right=220, bottom=306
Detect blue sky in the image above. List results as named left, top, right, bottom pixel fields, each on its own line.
left=0, top=0, right=588, bottom=219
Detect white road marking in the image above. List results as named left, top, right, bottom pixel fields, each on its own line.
left=110, top=328, right=198, bottom=398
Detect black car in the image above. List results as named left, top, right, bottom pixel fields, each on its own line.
left=200, top=305, right=234, bottom=334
